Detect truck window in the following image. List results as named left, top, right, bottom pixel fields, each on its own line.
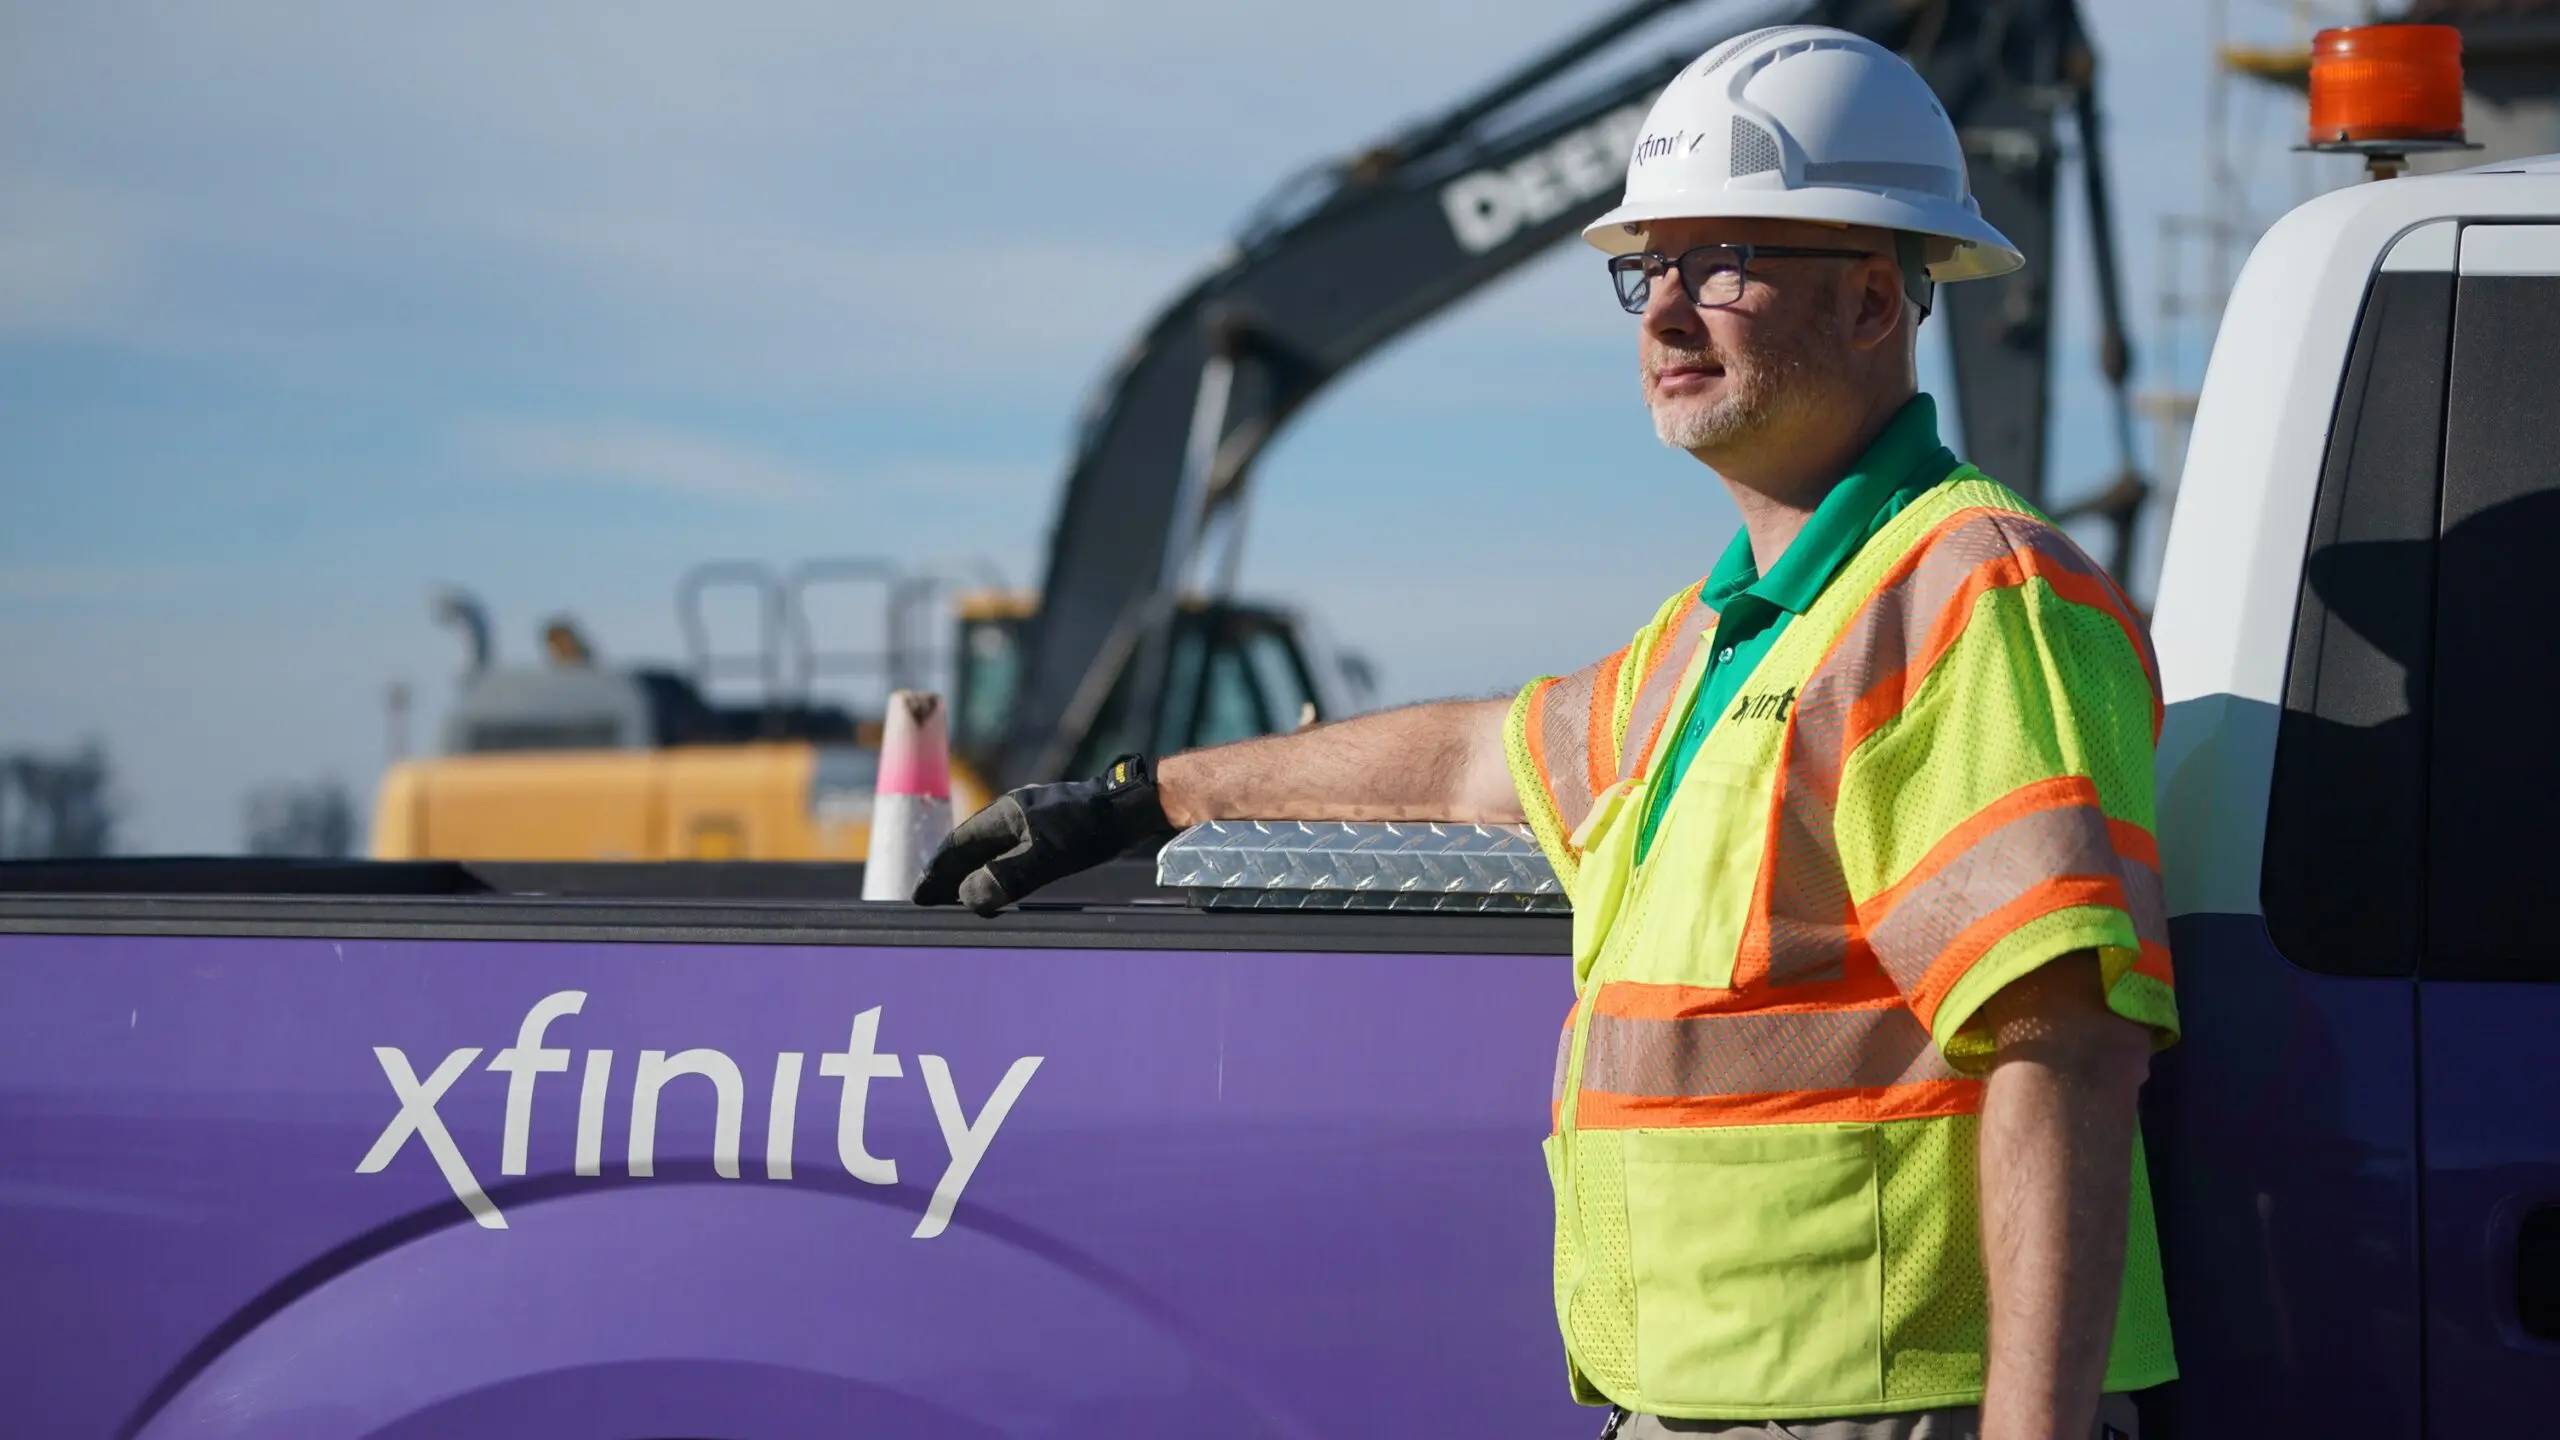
left=2261, top=225, right=2453, bottom=978
left=2427, top=226, right=2560, bottom=979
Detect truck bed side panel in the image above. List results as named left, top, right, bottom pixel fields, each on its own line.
left=0, top=932, right=1581, bottom=1439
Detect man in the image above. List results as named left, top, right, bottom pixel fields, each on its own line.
left=918, top=26, right=2173, bottom=1440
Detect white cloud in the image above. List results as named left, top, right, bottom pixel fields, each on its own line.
left=856, top=457, right=1049, bottom=502
left=0, top=562, right=207, bottom=604
left=465, top=419, right=841, bottom=506
left=446, top=208, right=1204, bottom=393
left=0, top=174, right=153, bottom=337
left=460, top=418, right=1051, bottom=512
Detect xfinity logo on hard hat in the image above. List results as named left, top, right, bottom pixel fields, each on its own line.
left=1633, top=130, right=1683, bottom=164
left=356, top=990, right=1043, bottom=1239
left=1440, top=104, right=1646, bottom=255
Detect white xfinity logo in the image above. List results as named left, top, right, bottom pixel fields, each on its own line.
left=356, top=991, right=1043, bottom=1239
left=1438, top=104, right=1648, bottom=256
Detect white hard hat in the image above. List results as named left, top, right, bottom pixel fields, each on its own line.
left=1583, top=25, right=2022, bottom=285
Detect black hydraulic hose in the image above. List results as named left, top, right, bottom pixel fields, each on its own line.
left=2073, top=59, right=2140, bottom=482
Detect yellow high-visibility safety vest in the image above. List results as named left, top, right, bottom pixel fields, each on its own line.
left=1505, top=472, right=2180, bottom=1420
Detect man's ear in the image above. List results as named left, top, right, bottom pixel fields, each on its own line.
left=1847, top=256, right=1904, bottom=353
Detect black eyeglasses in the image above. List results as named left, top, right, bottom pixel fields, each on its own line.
left=1607, top=243, right=1874, bottom=314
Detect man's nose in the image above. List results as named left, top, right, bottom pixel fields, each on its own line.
left=1643, top=272, right=1704, bottom=341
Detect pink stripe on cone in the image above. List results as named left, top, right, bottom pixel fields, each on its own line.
left=875, top=690, right=950, bottom=799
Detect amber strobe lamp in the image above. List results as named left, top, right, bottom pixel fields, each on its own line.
left=2303, top=24, right=2477, bottom=179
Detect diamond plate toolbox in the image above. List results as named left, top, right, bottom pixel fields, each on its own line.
left=1154, top=819, right=1567, bottom=912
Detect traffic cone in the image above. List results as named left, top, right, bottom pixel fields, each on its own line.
left=861, top=690, right=954, bottom=902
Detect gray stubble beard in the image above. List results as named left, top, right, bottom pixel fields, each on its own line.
left=1650, top=379, right=1773, bottom=452
left=1644, top=303, right=1840, bottom=454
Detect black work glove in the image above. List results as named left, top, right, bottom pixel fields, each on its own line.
left=913, top=754, right=1176, bottom=916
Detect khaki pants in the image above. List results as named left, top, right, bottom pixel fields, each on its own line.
left=1615, top=1392, right=2139, bottom=1439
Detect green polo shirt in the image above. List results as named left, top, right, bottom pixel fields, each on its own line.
left=1635, top=394, right=1962, bottom=860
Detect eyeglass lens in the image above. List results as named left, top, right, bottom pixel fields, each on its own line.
left=1610, top=247, right=1749, bottom=313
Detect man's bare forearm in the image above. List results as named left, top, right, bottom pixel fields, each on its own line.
left=1156, top=698, right=1522, bottom=826
left=1976, top=953, right=2153, bottom=1440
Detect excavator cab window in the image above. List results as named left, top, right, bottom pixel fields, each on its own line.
left=1242, top=625, right=1319, bottom=731
left=952, top=613, right=1025, bottom=773
left=1190, top=644, right=1264, bottom=749
left=1062, top=605, right=1322, bottom=779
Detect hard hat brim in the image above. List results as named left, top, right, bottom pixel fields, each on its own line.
left=1581, top=188, right=2025, bottom=281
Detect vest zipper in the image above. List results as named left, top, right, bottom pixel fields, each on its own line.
left=1557, top=637, right=1716, bottom=1390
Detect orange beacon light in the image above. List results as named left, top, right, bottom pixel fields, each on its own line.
left=2302, top=24, right=2478, bottom=179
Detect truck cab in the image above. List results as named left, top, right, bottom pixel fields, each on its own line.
left=2147, top=155, right=2560, bottom=1435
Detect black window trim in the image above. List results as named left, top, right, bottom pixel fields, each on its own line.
left=2261, top=242, right=2457, bottom=978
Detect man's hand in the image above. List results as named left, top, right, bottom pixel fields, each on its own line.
left=912, top=755, right=1174, bottom=916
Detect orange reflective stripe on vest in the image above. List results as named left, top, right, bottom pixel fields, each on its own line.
left=1855, top=774, right=2169, bottom=1030
left=1510, top=588, right=1715, bottom=889
left=1523, top=642, right=1630, bottom=855
left=1619, top=590, right=1711, bottom=785
left=1738, top=509, right=2161, bottom=994
left=1579, top=996, right=1975, bottom=1121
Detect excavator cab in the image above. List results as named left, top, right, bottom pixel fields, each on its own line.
left=949, top=591, right=1351, bottom=786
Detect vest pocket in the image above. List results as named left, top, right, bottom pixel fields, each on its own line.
left=1622, top=1123, right=1885, bottom=1412
left=1567, top=779, right=1644, bottom=980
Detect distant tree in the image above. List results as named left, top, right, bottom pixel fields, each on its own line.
left=0, top=741, right=120, bottom=858
left=243, top=779, right=359, bottom=858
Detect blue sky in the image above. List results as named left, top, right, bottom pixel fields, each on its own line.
left=1, top=0, right=2381, bottom=851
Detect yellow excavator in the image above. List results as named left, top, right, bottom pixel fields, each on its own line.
left=369, top=562, right=1354, bottom=861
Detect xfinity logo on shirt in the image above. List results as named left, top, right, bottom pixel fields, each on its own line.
left=1730, top=687, right=1798, bottom=723
left=357, top=990, right=1042, bottom=1238
left=1439, top=104, right=1647, bottom=255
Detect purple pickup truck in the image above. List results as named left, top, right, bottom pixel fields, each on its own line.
left=18, top=165, right=2560, bottom=1439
